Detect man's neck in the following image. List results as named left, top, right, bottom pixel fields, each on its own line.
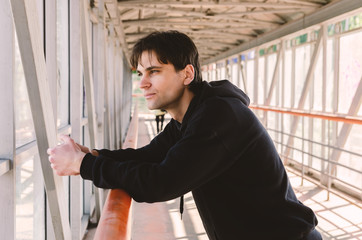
left=167, top=90, right=195, bottom=123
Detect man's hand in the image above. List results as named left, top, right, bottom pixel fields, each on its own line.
left=76, top=143, right=99, bottom=156
left=47, top=135, right=86, bottom=176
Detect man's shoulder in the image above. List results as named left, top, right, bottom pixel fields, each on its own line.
left=189, top=96, right=238, bottom=125
left=197, top=95, right=244, bottom=113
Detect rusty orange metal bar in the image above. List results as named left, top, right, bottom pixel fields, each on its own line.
left=94, top=105, right=139, bottom=240
left=249, top=105, right=362, bottom=125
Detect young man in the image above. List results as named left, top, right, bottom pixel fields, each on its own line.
left=48, top=31, right=321, bottom=239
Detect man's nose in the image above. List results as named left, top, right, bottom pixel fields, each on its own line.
left=139, top=75, right=151, bottom=89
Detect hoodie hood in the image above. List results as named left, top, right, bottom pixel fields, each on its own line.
left=197, top=80, right=250, bottom=106
left=179, top=80, right=250, bottom=131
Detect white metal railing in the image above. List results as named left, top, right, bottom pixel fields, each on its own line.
left=250, top=106, right=362, bottom=203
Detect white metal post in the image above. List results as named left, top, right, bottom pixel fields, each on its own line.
left=9, top=1, right=71, bottom=239
left=46, top=0, right=57, bottom=121
left=80, top=0, right=103, bottom=221
left=93, top=0, right=106, bottom=150
left=253, top=47, right=259, bottom=104
left=45, top=1, right=58, bottom=238
left=70, top=1, right=85, bottom=239
left=0, top=0, right=15, bottom=238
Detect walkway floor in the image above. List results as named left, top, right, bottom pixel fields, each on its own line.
left=84, top=114, right=362, bottom=240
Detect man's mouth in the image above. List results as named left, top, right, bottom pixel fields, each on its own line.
left=144, top=93, right=155, bottom=99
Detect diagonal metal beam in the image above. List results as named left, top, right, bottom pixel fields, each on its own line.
left=110, top=0, right=131, bottom=65
left=118, top=5, right=286, bottom=25
left=329, top=77, right=362, bottom=168
left=283, top=26, right=323, bottom=164
left=9, top=1, right=71, bottom=239
left=239, top=55, right=248, bottom=94
left=265, top=41, right=284, bottom=106
left=122, top=13, right=281, bottom=26
left=0, top=9, right=14, bottom=234
left=118, top=1, right=320, bottom=8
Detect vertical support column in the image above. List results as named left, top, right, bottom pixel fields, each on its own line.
left=45, top=1, right=58, bottom=238
left=321, top=24, right=328, bottom=183
left=253, top=47, right=259, bottom=104
left=281, top=41, right=287, bottom=154
left=45, top=0, right=57, bottom=121
left=308, top=40, right=315, bottom=171
left=0, top=0, right=15, bottom=238
left=70, top=1, right=84, bottom=239
left=118, top=51, right=125, bottom=146
left=239, top=55, right=247, bottom=94
left=93, top=0, right=106, bottom=149
left=225, top=59, right=230, bottom=81
left=80, top=0, right=98, bottom=150
left=113, top=41, right=119, bottom=148
left=291, top=44, right=296, bottom=108
left=104, top=32, right=112, bottom=149
left=9, top=1, right=71, bottom=239
left=330, top=27, right=340, bottom=174
left=108, top=29, right=116, bottom=149
left=80, top=0, right=102, bottom=221
left=114, top=43, right=122, bottom=148
left=207, top=64, right=211, bottom=82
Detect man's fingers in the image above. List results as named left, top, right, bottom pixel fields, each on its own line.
left=76, top=143, right=90, bottom=153
left=47, top=148, right=54, bottom=155
left=59, top=134, right=73, bottom=144
left=91, top=149, right=99, bottom=156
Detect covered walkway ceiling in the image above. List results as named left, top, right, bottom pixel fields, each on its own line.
left=96, top=0, right=360, bottom=65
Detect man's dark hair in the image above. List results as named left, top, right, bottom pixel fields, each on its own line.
left=130, top=30, right=202, bottom=93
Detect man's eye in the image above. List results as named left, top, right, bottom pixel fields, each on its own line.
left=150, top=70, right=159, bottom=74
left=137, top=72, right=142, bottom=77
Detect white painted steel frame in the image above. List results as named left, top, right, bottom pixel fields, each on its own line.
left=329, top=78, right=362, bottom=173
left=203, top=0, right=362, bottom=65
left=283, top=26, right=323, bottom=164
left=70, top=1, right=88, bottom=239
left=0, top=1, right=15, bottom=239
left=93, top=0, right=106, bottom=150
left=202, top=8, right=362, bottom=200
left=0, top=0, right=133, bottom=239
left=0, top=160, right=10, bottom=177
left=80, top=0, right=103, bottom=222
left=45, top=1, right=60, bottom=238
left=9, top=0, right=71, bottom=239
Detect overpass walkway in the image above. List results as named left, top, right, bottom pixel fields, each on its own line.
left=83, top=114, right=362, bottom=240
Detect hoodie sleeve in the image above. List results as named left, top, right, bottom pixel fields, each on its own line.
left=92, top=120, right=180, bottom=164
left=80, top=97, right=258, bottom=202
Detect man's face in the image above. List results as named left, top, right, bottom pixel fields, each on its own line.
left=137, top=51, right=189, bottom=112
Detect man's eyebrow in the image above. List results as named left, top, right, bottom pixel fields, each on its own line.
left=145, top=65, right=162, bottom=71
left=137, top=65, right=162, bottom=74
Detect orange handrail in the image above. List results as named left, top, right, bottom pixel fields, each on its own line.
left=249, top=105, right=362, bottom=125
left=94, top=105, right=139, bottom=240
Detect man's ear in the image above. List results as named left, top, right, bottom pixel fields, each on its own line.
left=183, top=64, right=195, bottom=86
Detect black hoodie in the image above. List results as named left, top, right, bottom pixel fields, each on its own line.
left=80, top=80, right=318, bottom=240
